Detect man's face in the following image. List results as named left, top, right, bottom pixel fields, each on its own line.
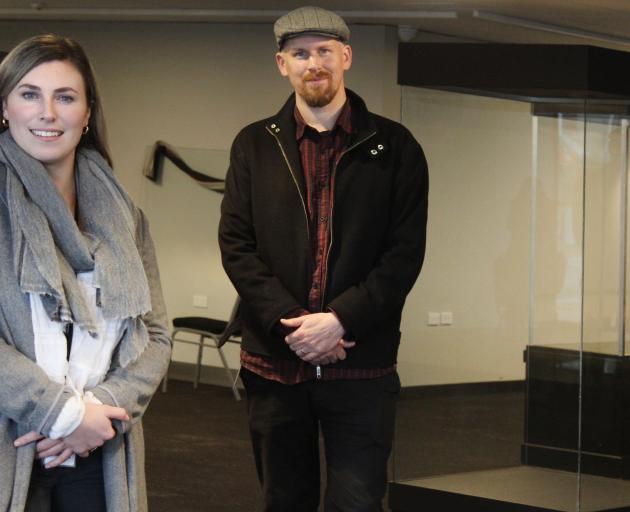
left=276, top=35, right=352, bottom=108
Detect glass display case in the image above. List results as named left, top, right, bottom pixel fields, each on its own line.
left=389, top=44, right=630, bottom=512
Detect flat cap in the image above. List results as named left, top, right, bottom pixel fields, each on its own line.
left=274, top=6, right=350, bottom=49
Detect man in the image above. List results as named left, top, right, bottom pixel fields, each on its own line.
left=219, top=6, right=428, bottom=511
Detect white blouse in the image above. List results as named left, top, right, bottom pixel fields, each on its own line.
left=30, top=270, right=123, bottom=467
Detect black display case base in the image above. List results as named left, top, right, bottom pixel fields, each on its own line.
left=524, top=345, right=630, bottom=479
left=389, top=466, right=630, bottom=512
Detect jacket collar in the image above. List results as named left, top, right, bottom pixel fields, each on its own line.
left=265, top=94, right=305, bottom=197
left=264, top=89, right=385, bottom=195
left=266, top=89, right=386, bottom=159
left=266, top=88, right=376, bottom=143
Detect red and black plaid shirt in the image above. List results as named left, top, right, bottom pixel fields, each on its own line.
left=241, top=100, right=395, bottom=384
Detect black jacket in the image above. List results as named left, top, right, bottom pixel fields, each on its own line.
left=219, top=90, right=428, bottom=368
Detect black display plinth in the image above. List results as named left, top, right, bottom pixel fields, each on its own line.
left=389, top=466, right=630, bottom=512
left=523, top=345, right=630, bottom=479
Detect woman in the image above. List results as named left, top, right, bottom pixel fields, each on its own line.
left=0, top=34, right=171, bottom=511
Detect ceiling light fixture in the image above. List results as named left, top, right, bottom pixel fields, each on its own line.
left=473, top=10, right=630, bottom=47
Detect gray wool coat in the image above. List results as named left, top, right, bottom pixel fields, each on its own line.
left=0, top=164, right=172, bottom=511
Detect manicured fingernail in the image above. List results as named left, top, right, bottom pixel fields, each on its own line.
left=13, top=441, right=20, bottom=447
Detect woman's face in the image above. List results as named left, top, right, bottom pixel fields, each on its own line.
left=2, top=59, right=90, bottom=176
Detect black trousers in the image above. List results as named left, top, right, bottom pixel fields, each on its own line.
left=241, top=368, right=400, bottom=512
left=25, top=448, right=107, bottom=512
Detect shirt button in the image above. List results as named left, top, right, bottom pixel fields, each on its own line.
left=319, top=216, right=328, bottom=223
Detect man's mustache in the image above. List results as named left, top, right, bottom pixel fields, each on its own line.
left=303, top=70, right=331, bottom=81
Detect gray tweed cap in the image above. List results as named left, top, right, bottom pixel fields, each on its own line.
left=274, top=6, right=350, bottom=49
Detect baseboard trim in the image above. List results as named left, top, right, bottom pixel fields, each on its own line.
left=401, top=380, right=525, bottom=397
left=164, top=361, right=243, bottom=389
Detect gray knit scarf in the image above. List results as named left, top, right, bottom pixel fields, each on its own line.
left=0, top=130, right=151, bottom=368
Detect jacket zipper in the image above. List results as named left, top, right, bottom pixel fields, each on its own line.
left=320, top=131, right=377, bottom=312
left=317, top=131, right=377, bottom=381
left=267, top=126, right=310, bottom=240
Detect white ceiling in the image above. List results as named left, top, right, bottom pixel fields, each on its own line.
left=2, top=0, right=630, bottom=51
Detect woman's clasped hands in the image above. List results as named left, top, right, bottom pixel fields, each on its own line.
left=13, top=402, right=129, bottom=468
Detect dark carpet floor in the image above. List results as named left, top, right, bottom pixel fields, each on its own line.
left=143, top=380, right=524, bottom=511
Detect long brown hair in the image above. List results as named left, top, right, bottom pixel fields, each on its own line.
left=0, top=34, right=112, bottom=166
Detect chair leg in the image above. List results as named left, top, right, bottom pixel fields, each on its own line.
left=194, top=335, right=205, bottom=389
left=232, top=366, right=242, bottom=402
left=232, top=381, right=241, bottom=402
left=215, top=341, right=241, bottom=401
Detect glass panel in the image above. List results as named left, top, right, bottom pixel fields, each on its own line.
left=523, top=104, right=585, bottom=511
left=582, top=111, right=626, bottom=356
left=531, top=110, right=584, bottom=351
left=578, top=104, right=630, bottom=510
left=390, top=87, right=583, bottom=511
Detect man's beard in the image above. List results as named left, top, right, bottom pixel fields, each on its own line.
left=300, top=70, right=337, bottom=108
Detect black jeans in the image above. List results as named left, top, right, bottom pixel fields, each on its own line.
left=25, top=448, right=107, bottom=512
left=241, top=368, right=400, bottom=512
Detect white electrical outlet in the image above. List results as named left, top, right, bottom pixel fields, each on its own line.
left=427, top=312, right=440, bottom=326
left=193, top=294, right=208, bottom=308
left=440, top=311, right=453, bottom=325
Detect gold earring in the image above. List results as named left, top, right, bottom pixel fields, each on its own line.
left=1, top=118, right=8, bottom=127
left=82, top=125, right=89, bottom=135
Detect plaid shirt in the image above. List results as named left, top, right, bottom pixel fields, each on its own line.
left=241, top=99, right=395, bottom=384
